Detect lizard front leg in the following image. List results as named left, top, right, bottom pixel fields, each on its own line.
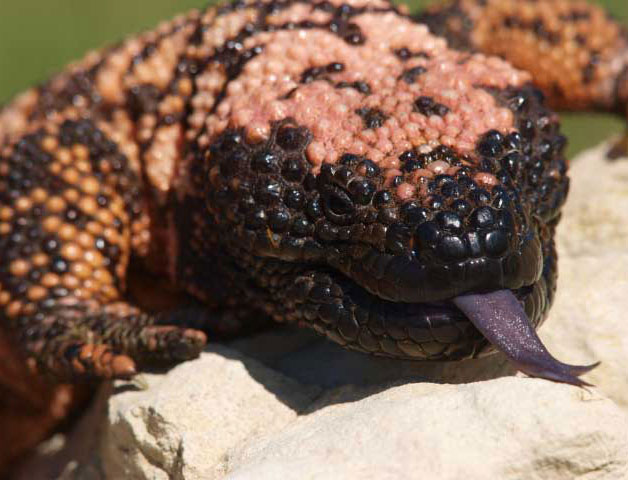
left=0, top=119, right=206, bottom=381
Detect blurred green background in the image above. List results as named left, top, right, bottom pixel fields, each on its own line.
left=0, top=0, right=626, bottom=157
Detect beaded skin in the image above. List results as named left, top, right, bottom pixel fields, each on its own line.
left=1, top=0, right=627, bottom=467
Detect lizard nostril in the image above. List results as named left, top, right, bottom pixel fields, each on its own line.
left=323, top=186, right=355, bottom=223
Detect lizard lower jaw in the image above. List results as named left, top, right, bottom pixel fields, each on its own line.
left=292, top=266, right=553, bottom=363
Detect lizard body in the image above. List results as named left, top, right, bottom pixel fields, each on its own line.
left=1, top=0, right=627, bottom=390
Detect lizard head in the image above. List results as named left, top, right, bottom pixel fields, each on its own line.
left=202, top=15, right=594, bottom=384
left=205, top=85, right=596, bottom=385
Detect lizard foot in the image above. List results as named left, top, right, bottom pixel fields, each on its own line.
left=16, top=303, right=207, bottom=382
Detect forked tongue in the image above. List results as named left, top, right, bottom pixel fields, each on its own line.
left=453, top=290, right=599, bottom=386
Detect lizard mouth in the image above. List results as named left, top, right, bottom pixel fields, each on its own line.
left=292, top=236, right=597, bottom=386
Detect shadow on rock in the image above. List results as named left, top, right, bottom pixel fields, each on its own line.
left=224, top=325, right=517, bottom=408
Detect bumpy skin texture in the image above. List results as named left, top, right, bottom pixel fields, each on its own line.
left=0, top=0, right=627, bottom=390
left=418, top=0, right=628, bottom=115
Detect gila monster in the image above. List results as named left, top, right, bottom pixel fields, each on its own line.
left=1, top=0, right=627, bottom=394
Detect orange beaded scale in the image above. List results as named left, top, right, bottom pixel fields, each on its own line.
left=1, top=0, right=627, bottom=472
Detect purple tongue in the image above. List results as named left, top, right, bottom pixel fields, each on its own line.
left=453, top=290, right=599, bottom=386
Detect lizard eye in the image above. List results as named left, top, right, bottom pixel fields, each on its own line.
left=323, top=186, right=355, bottom=224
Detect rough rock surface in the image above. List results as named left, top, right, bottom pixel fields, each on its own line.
left=15, top=143, right=628, bottom=479
left=226, top=379, right=628, bottom=480
left=101, top=346, right=319, bottom=480
left=542, top=142, right=628, bottom=410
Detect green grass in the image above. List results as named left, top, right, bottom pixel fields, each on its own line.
left=0, top=0, right=626, bottom=157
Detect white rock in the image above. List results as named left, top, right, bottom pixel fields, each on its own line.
left=100, top=346, right=319, bottom=480
left=540, top=253, right=628, bottom=411
left=225, top=378, right=628, bottom=480
left=541, top=143, right=628, bottom=409
left=556, top=142, right=628, bottom=257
